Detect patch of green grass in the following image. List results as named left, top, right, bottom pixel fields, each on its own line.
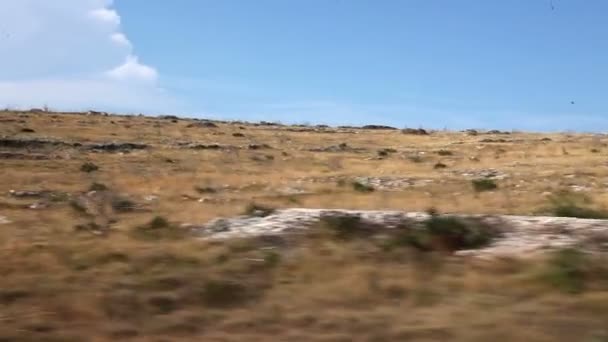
left=472, top=178, right=498, bottom=192
left=547, top=191, right=608, bottom=219
left=541, top=248, right=588, bottom=294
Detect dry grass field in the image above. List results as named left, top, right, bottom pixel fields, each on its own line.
left=1, top=109, right=608, bottom=341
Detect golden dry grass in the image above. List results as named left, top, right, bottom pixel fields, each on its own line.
left=1, top=110, right=608, bottom=341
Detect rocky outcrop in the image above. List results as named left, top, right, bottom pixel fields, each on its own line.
left=197, top=208, right=608, bottom=257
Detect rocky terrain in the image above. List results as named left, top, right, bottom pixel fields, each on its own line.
left=2, top=109, right=608, bottom=341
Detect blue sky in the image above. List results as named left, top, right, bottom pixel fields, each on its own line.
left=1, top=1, right=608, bottom=131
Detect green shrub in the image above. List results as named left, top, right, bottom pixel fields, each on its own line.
left=424, top=215, right=495, bottom=251
left=316, top=213, right=372, bottom=240
left=131, top=216, right=186, bottom=240
left=80, top=162, right=99, bottom=173
left=386, top=212, right=497, bottom=252
left=472, top=178, right=498, bottom=192
left=541, top=248, right=587, bottom=294
left=111, top=196, right=137, bottom=212
left=352, top=181, right=375, bottom=193
left=89, top=182, right=108, bottom=191
left=377, top=148, right=397, bottom=157
left=200, top=280, right=248, bottom=307
left=436, top=150, right=453, bottom=156
left=194, top=186, right=217, bottom=194
left=149, top=216, right=170, bottom=229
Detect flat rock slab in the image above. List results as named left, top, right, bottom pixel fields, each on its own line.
left=199, top=208, right=608, bottom=257
left=0, top=216, right=11, bottom=225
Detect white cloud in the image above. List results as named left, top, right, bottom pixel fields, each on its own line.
left=89, top=8, right=120, bottom=26
left=0, top=78, right=176, bottom=114
left=107, top=55, right=158, bottom=83
left=110, top=32, right=131, bottom=48
left=0, top=0, right=167, bottom=112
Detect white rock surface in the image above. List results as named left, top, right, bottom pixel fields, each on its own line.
left=0, top=216, right=11, bottom=224
left=198, top=208, right=608, bottom=257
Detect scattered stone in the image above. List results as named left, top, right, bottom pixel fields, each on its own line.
left=350, top=176, right=433, bottom=191
left=0, top=216, right=11, bottom=224
left=361, top=125, right=397, bottom=130
left=569, top=185, right=589, bottom=192
left=187, top=121, right=218, bottom=128
left=159, top=115, right=179, bottom=120
left=456, top=168, right=508, bottom=180
left=0, top=137, right=74, bottom=149
left=87, top=142, right=147, bottom=152
left=9, top=189, right=70, bottom=202
left=185, top=143, right=231, bottom=150
left=29, top=202, right=48, bottom=209
left=401, top=128, right=428, bottom=135
left=9, top=190, right=48, bottom=198
left=87, top=110, right=108, bottom=116
left=144, top=195, right=159, bottom=202
left=20, top=128, right=35, bottom=133
left=479, top=138, right=509, bottom=143
left=309, top=143, right=366, bottom=153
left=258, top=121, right=282, bottom=127
left=0, top=151, right=50, bottom=160
left=250, top=154, right=275, bottom=162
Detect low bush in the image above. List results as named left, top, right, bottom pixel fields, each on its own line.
left=436, top=150, right=453, bottom=156
left=387, top=211, right=498, bottom=253
left=316, top=213, right=372, bottom=240
left=352, top=181, right=375, bottom=193
left=89, top=182, right=108, bottom=191
left=472, top=178, right=498, bottom=192
left=131, top=216, right=187, bottom=240
left=80, top=162, right=99, bottom=173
